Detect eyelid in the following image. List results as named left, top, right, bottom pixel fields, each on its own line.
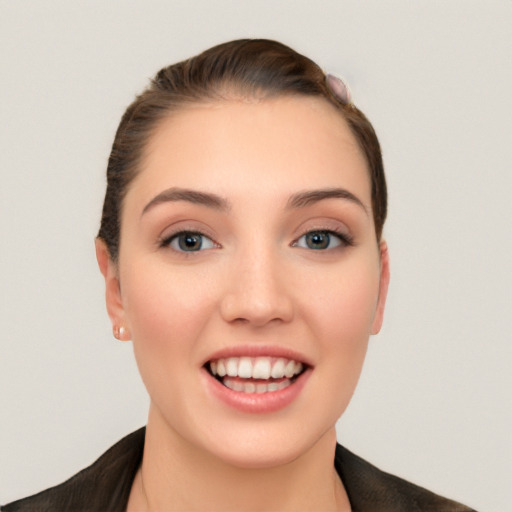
left=158, top=219, right=217, bottom=242
left=291, top=217, right=353, bottom=243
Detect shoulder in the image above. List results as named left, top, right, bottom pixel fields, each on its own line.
left=335, top=444, right=477, bottom=512
left=1, top=428, right=145, bottom=512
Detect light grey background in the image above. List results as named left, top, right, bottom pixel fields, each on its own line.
left=1, top=2, right=510, bottom=511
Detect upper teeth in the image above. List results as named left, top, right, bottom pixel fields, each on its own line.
left=210, top=357, right=303, bottom=379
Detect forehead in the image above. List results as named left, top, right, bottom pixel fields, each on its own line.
left=127, top=96, right=371, bottom=209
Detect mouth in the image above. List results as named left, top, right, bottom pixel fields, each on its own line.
left=205, top=356, right=308, bottom=394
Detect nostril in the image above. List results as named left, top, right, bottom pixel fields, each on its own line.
left=219, top=284, right=294, bottom=326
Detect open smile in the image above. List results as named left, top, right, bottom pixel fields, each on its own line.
left=202, top=350, right=312, bottom=413
left=208, top=356, right=306, bottom=393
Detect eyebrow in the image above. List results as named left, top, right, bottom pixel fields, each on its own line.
left=141, top=186, right=368, bottom=217
left=141, top=187, right=231, bottom=216
left=287, top=188, right=368, bottom=215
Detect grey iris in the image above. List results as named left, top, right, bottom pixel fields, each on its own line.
left=306, top=231, right=330, bottom=250
left=179, top=233, right=203, bottom=251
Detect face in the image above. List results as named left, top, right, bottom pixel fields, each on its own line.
left=97, top=96, right=389, bottom=469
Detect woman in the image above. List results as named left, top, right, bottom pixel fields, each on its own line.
left=1, top=39, right=476, bottom=512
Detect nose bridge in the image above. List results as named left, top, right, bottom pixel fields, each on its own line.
left=220, top=242, right=293, bottom=326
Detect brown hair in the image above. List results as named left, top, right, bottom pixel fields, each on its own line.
left=98, top=39, right=387, bottom=260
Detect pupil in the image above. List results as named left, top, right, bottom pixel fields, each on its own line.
left=307, top=231, right=329, bottom=249
left=179, top=233, right=201, bottom=251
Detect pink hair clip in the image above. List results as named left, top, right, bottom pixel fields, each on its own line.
left=325, top=73, right=352, bottom=105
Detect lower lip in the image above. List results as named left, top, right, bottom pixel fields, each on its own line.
left=202, top=368, right=311, bottom=414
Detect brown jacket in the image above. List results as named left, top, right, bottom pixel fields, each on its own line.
left=1, top=428, right=476, bottom=512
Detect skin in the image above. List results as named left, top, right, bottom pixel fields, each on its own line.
left=96, top=95, right=390, bottom=511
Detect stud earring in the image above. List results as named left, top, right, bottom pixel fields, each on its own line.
left=113, top=325, right=128, bottom=340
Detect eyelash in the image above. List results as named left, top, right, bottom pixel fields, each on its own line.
left=160, top=228, right=354, bottom=254
left=160, top=230, right=218, bottom=253
left=292, top=229, right=354, bottom=251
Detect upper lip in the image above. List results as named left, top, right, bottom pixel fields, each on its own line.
left=203, top=345, right=313, bottom=367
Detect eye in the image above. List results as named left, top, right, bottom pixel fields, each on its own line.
left=294, top=230, right=351, bottom=250
left=165, top=231, right=217, bottom=252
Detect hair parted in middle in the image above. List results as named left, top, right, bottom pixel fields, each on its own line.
left=98, top=39, right=387, bottom=261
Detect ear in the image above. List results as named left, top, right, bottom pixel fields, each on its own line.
left=371, top=240, right=390, bottom=335
left=95, top=238, right=130, bottom=340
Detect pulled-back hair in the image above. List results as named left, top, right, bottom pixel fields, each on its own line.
left=98, top=39, right=387, bottom=260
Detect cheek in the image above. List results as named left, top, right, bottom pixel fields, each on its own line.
left=119, top=263, right=218, bottom=378
left=120, top=267, right=219, bottom=415
left=311, top=258, right=380, bottom=341
left=308, top=258, right=380, bottom=390
left=122, top=261, right=213, bottom=334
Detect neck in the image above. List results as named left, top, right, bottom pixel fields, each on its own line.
left=127, top=407, right=351, bottom=512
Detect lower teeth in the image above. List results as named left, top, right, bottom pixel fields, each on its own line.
left=223, top=378, right=291, bottom=393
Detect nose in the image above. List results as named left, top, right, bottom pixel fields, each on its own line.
left=220, top=249, right=294, bottom=327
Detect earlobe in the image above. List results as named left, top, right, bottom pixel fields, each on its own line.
left=95, top=238, right=127, bottom=334
left=371, top=240, right=390, bottom=335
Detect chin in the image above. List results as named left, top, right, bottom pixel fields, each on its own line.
left=193, top=417, right=338, bottom=471
left=206, top=438, right=312, bottom=470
